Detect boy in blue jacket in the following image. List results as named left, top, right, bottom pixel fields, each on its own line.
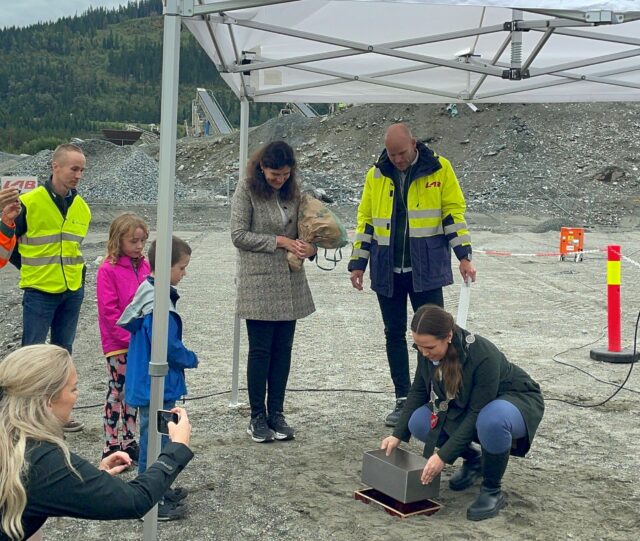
left=117, top=235, right=197, bottom=521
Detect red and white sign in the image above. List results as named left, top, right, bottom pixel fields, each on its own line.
left=1, top=176, right=38, bottom=194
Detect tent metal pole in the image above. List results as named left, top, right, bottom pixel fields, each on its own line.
left=530, top=48, right=640, bottom=77
left=230, top=96, right=250, bottom=408
left=476, top=65, right=640, bottom=99
left=535, top=26, right=640, bottom=47
left=219, top=16, right=502, bottom=77
left=510, top=10, right=523, bottom=70
left=192, top=0, right=295, bottom=16
left=253, top=63, right=459, bottom=99
left=521, top=28, right=554, bottom=73
left=227, top=25, right=250, bottom=100
left=217, top=18, right=505, bottom=74
left=469, top=34, right=512, bottom=99
left=143, top=1, right=180, bottom=539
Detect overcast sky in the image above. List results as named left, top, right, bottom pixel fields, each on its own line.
left=1, top=1, right=131, bottom=29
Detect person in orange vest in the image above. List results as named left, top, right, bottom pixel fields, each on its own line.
left=0, top=187, right=20, bottom=269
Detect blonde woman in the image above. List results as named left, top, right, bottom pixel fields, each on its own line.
left=0, top=345, right=193, bottom=541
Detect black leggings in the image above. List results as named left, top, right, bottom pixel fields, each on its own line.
left=246, top=319, right=297, bottom=417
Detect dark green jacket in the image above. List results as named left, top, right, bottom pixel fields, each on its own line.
left=393, top=328, right=544, bottom=464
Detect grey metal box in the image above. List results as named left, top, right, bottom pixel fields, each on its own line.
left=361, top=448, right=440, bottom=503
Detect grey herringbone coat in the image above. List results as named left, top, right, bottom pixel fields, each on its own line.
left=230, top=179, right=315, bottom=321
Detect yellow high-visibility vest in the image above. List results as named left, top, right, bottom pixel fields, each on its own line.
left=18, top=186, right=91, bottom=293
left=349, top=152, right=471, bottom=296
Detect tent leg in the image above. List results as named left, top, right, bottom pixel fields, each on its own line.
left=230, top=316, right=243, bottom=407
left=230, top=97, right=250, bottom=408
left=143, top=1, right=180, bottom=539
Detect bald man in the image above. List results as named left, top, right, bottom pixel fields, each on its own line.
left=349, top=123, right=476, bottom=427
left=10, top=143, right=91, bottom=432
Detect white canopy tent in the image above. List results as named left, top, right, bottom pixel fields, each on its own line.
left=183, top=0, right=640, bottom=103
left=145, top=2, right=640, bottom=537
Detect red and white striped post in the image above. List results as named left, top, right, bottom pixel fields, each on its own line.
left=607, top=245, right=622, bottom=352
left=591, top=244, right=638, bottom=363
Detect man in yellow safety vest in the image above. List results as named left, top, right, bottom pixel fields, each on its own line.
left=11, top=143, right=91, bottom=432
left=349, top=123, right=476, bottom=427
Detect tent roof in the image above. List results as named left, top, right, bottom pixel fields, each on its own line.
left=183, top=0, right=640, bottom=103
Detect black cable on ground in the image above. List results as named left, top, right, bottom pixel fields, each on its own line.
left=546, top=311, right=639, bottom=407
left=184, top=387, right=387, bottom=402
left=76, top=316, right=639, bottom=412
left=73, top=387, right=387, bottom=410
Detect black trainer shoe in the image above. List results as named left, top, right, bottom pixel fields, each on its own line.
left=384, top=398, right=407, bottom=427
left=267, top=412, right=295, bottom=441
left=122, top=441, right=140, bottom=463
left=63, top=419, right=85, bottom=433
left=247, top=413, right=275, bottom=443
left=157, top=500, right=186, bottom=522
left=165, top=487, right=188, bottom=504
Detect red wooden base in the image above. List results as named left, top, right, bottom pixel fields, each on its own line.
left=354, top=488, right=442, bottom=518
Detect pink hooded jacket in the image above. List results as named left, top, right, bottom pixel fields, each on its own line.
left=97, top=255, right=151, bottom=357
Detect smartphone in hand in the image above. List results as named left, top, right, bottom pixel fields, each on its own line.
left=156, top=410, right=179, bottom=435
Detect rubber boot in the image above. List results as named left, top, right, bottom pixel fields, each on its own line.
left=466, top=450, right=510, bottom=521
left=448, top=445, right=482, bottom=491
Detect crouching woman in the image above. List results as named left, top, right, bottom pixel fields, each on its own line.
left=381, top=304, right=544, bottom=521
left=0, top=345, right=193, bottom=540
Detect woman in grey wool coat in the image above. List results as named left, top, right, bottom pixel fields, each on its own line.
left=230, top=141, right=316, bottom=444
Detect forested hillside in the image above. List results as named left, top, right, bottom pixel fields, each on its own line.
left=0, top=0, right=280, bottom=153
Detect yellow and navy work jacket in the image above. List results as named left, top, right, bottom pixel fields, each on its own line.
left=348, top=143, right=471, bottom=297
left=18, top=186, right=91, bottom=293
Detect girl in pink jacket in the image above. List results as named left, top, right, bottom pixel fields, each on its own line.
left=97, top=212, right=150, bottom=461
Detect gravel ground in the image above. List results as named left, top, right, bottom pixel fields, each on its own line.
left=1, top=208, right=639, bottom=540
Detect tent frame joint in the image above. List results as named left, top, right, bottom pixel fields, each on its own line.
left=585, top=11, right=624, bottom=24
left=502, top=67, right=530, bottom=80
left=504, top=20, right=529, bottom=32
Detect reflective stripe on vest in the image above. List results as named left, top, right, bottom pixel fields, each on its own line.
left=18, top=232, right=85, bottom=245
left=18, top=186, right=91, bottom=293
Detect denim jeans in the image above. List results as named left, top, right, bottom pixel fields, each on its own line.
left=376, top=273, right=443, bottom=398
left=408, top=399, right=527, bottom=454
left=138, top=401, right=175, bottom=474
left=245, top=319, right=296, bottom=418
left=21, top=286, right=85, bottom=354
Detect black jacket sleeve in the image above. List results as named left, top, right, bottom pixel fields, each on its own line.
left=25, top=441, right=193, bottom=522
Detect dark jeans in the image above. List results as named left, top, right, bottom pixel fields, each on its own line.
left=376, top=272, right=443, bottom=398
left=22, top=286, right=85, bottom=354
left=246, top=319, right=297, bottom=417
left=408, top=400, right=527, bottom=454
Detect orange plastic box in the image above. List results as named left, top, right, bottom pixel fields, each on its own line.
left=559, top=227, right=584, bottom=262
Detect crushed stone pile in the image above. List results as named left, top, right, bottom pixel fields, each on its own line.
left=2, top=103, right=639, bottom=227
left=170, top=102, right=640, bottom=227
left=0, top=139, right=189, bottom=203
